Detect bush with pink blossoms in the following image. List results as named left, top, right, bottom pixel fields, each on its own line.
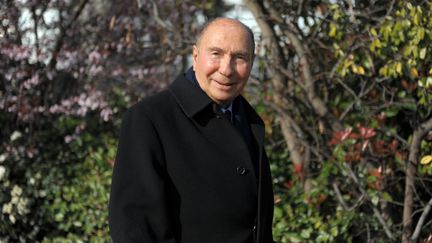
left=0, top=0, right=233, bottom=241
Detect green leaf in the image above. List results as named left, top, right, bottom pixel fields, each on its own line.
left=371, top=193, right=379, bottom=206
left=367, top=175, right=377, bottom=184
left=418, top=27, right=425, bottom=41
left=274, top=206, right=283, bottom=220
left=395, top=62, right=403, bottom=75
left=300, top=228, right=312, bottom=239
left=420, top=48, right=427, bottom=59
left=384, top=107, right=399, bottom=117
left=401, top=102, right=417, bottom=111
left=420, top=155, right=432, bottom=165
left=329, top=23, right=337, bottom=38
left=382, top=192, right=393, bottom=201
left=331, top=226, right=339, bottom=237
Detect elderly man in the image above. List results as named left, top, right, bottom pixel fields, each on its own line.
left=109, top=17, right=275, bottom=243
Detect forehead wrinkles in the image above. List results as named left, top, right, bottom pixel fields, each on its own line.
left=197, top=28, right=253, bottom=58
left=196, top=21, right=254, bottom=52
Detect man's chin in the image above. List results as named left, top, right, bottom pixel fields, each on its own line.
left=212, top=95, right=235, bottom=107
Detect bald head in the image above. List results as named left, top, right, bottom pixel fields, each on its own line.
left=196, top=18, right=255, bottom=56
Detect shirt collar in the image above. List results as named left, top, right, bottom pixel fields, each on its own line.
left=220, top=104, right=233, bottom=113
left=169, top=67, right=236, bottom=118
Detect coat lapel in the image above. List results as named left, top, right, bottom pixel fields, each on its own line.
left=169, top=73, right=258, bottom=182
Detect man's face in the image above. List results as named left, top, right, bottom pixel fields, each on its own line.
left=192, top=20, right=254, bottom=107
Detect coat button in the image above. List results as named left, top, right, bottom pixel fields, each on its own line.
left=236, top=166, right=247, bottom=176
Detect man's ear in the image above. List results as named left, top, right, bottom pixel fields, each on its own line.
left=192, top=45, right=198, bottom=70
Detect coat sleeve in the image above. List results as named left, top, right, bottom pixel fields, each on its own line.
left=109, top=106, right=175, bottom=243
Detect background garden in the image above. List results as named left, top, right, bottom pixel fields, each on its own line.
left=1, top=0, right=432, bottom=242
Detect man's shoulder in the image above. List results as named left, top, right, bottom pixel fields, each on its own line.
left=128, top=88, right=175, bottom=115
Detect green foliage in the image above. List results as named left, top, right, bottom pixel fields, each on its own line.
left=0, top=89, right=127, bottom=242
left=266, top=0, right=432, bottom=241
left=272, top=182, right=356, bottom=243
left=41, top=138, right=115, bottom=242
left=269, top=132, right=383, bottom=243
left=268, top=126, right=357, bottom=242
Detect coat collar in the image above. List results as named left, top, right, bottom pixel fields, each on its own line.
left=168, top=68, right=213, bottom=118
left=168, top=67, right=265, bottom=149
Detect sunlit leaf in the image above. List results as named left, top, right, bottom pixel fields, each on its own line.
left=419, top=48, right=427, bottom=59
left=411, top=67, right=419, bottom=78
left=396, top=62, right=403, bottom=74
left=358, top=66, right=365, bottom=75
left=329, top=23, right=337, bottom=38
left=427, top=77, right=432, bottom=88
left=420, top=155, right=432, bottom=165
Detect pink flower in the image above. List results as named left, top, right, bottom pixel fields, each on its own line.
left=100, top=108, right=113, bottom=121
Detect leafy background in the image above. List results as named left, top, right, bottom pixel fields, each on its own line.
left=1, top=0, right=432, bottom=242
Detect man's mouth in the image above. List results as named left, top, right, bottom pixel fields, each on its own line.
left=213, top=79, right=234, bottom=86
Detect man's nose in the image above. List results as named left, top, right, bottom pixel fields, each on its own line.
left=218, top=56, right=233, bottom=77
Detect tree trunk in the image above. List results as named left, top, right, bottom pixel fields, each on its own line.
left=244, top=0, right=312, bottom=191
left=402, top=118, right=432, bottom=243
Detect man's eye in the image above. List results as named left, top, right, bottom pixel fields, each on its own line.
left=236, top=55, right=248, bottom=61
left=211, top=52, right=220, bottom=56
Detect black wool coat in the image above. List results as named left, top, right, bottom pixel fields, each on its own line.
left=109, top=70, right=275, bottom=243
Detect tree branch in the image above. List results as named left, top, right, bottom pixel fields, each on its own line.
left=411, top=197, right=432, bottom=242
left=48, top=0, right=89, bottom=70
left=403, top=117, right=432, bottom=243
left=245, top=0, right=316, bottom=190
left=282, top=26, right=343, bottom=131
left=149, top=0, right=173, bottom=30
left=345, top=164, right=394, bottom=240
left=346, top=0, right=357, bottom=23
left=31, top=5, right=40, bottom=56
left=332, top=182, right=365, bottom=211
